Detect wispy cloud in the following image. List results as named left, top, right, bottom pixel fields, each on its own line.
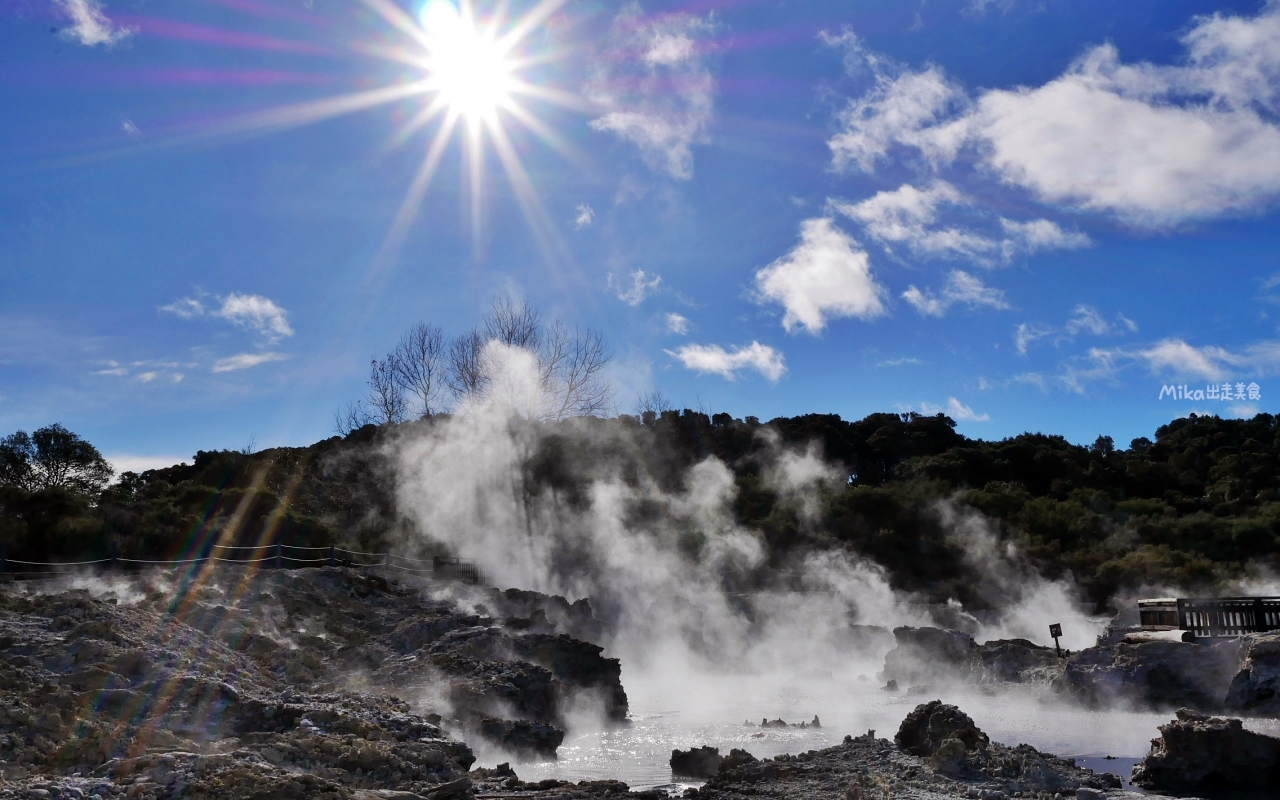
left=53, top=0, right=134, bottom=47
left=1015, top=305, right=1137, bottom=354
left=611, top=269, right=662, bottom=306
left=665, top=312, right=690, bottom=335
left=878, top=357, right=924, bottom=367
left=1014, top=322, right=1052, bottom=355
left=574, top=204, right=595, bottom=229
left=831, top=181, right=1089, bottom=266
left=755, top=217, right=885, bottom=334
left=667, top=341, right=786, bottom=382
left=920, top=397, right=991, bottom=421
left=902, top=269, right=1009, bottom=317
left=587, top=4, right=717, bottom=179
left=211, top=352, right=288, bottom=373
left=121, top=119, right=141, bottom=136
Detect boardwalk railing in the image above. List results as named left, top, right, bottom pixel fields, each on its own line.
left=0, top=543, right=485, bottom=585
left=1139, top=596, right=1280, bottom=639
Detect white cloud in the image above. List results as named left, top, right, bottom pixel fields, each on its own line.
left=824, top=34, right=961, bottom=173
left=1065, top=305, right=1114, bottom=337
left=999, top=218, right=1091, bottom=256
left=878, top=357, right=924, bottom=367
left=665, top=312, right=690, bottom=334
left=217, top=293, right=294, bottom=341
left=587, top=4, right=716, bottom=179
left=667, top=341, right=786, bottom=382
left=755, top=217, right=885, bottom=334
left=53, top=0, right=134, bottom=47
left=121, top=119, right=140, bottom=136
left=574, top=204, right=595, bottom=229
left=1136, top=339, right=1238, bottom=381
left=1016, top=305, right=1136, bottom=355
left=1230, top=403, right=1261, bottom=418
left=612, top=270, right=662, bottom=306
left=1014, top=322, right=1051, bottom=355
left=921, top=397, right=991, bottom=422
left=160, top=297, right=206, bottom=319
left=832, top=182, right=1090, bottom=264
left=1051, top=336, right=1280, bottom=392
left=902, top=269, right=1009, bottom=317
left=829, top=5, right=1280, bottom=225
left=162, top=292, right=294, bottom=343
left=833, top=181, right=993, bottom=260
left=211, top=352, right=288, bottom=373
left=94, top=360, right=128, bottom=376
left=137, top=371, right=159, bottom=383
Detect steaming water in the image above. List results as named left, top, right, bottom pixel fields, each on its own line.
left=475, top=674, right=1280, bottom=793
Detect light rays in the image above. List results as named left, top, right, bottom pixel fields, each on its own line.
left=360, top=0, right=581, bottom=274
left=21, top=0, right=583, bottom=277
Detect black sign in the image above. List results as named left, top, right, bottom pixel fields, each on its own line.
left=1049, top=623, right=1063, bottom=638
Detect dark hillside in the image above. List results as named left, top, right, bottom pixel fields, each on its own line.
left=4, top=411, right=1280, bottom=612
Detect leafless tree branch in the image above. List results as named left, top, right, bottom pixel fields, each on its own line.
left=393, top=322, right=447, bottom=418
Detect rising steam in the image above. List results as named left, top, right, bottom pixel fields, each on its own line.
left=393, top=341, right=1106, bottom=699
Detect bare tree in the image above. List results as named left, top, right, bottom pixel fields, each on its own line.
left=393, top=322, right=447, bottom=417
left=483, top=297, right=541, bottom=350
left=341, top=298, right=614, bottom=428
left=334, top=401, right=371, bottom=436
left=446, top=329, right=487, bottom=400
left=367, top=356, right=407, bottom=425
left=446, top=298, right=614, bottom=420
left=634, top=389, right=674, bottom=424
left=543, top=322, right=614, bottom=419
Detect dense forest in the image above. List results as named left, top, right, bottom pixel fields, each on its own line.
left=3, top=409, right=1280, bottom=613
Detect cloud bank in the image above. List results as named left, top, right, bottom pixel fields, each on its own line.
left=829, top=4, right=1280, bottom=225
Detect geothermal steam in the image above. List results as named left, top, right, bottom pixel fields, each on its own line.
left=393, top=341, right=1105, bottom=688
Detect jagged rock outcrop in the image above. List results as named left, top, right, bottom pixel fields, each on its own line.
left=882, top=627, right=1065, bottom=688
left=895, top=700, right=989, bottom=758
left=1131, top=708, right=1280, bottom=792
left=670, top=745, right=723, bottom=778
left=1225, top=631, right=1280, bottom=715
left=1053, top=638, right=1243, bottom=711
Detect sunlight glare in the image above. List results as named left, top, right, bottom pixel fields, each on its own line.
left=419, top=1, right=514, bottom=122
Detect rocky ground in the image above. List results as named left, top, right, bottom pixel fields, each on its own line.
left=683, top=700, right=1139, bottom=800
left=9, top=568, right=1280, bottom=800
left=0, top=566, right=632, bottom=799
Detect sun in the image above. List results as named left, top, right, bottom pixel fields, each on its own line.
left=418, top=1, right=515, bottom=123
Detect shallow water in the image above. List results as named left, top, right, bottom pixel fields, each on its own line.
left=474, top=672, right=1280, bottom=792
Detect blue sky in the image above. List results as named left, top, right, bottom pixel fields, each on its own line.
left=2, top=0, right=1280, bottom=470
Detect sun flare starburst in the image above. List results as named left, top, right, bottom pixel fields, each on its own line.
left=418, top=1, right=515, bottom=123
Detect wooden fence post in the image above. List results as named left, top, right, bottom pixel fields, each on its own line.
left=0, top=542, right=6, bottom=574
left=108, top=541, right=119, bottom=570
left=275, top=543, right=282, bottom=570
left=328, top=545, right=335, bottom=567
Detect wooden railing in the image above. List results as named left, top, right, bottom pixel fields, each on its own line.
left=1142, top=597, right=1280, bottom=639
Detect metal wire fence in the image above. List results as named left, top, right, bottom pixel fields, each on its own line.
left=0, top=544, right=485, bottom=585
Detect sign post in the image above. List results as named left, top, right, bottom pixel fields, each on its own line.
left=1049, top=623, right=1063, bottom=657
